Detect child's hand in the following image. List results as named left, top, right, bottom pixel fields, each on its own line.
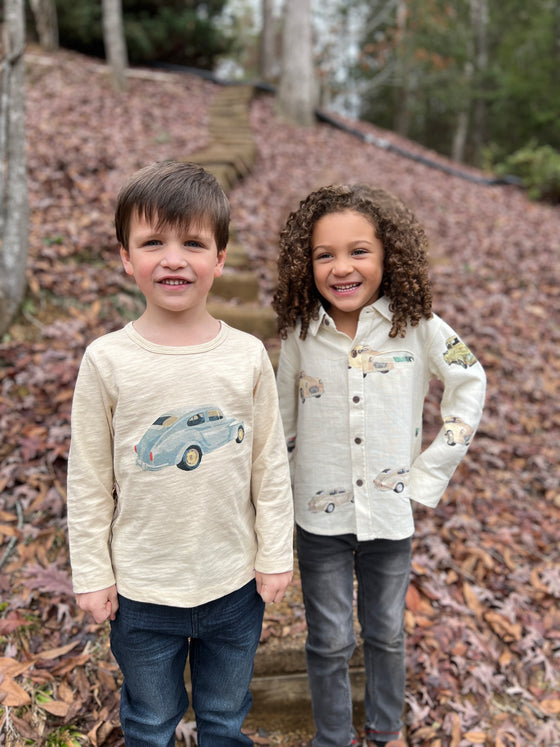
left=255, top=570, right=293, bottom=604
left=76, top=584, right=119, bottom=623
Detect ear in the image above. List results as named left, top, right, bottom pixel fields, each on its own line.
left=120, top=246, right=134, bottom=276
left=214, top=248, right=227, bottom=278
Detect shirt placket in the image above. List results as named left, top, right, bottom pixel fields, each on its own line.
left=348, top=357, right=370, bottom=537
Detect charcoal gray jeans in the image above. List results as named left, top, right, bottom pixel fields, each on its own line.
left=297, top=526, right=412, bottom=747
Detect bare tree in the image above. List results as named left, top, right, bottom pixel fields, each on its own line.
left=393, top=0, right=410, bottom=136
left=470, top=0, right=488, bottom=165
left=0, top=0, right=29, bottom=336
left=29, top=0, right=58, bottom=51
left=277, top=0, right=317, bottom=126
left=451, top=62, right=473, bottom=162
left=260, top=0, right=278, bottom=82
left=450, top=0, right=488, bottom=164
left=102, top=0, right=128, bottom=92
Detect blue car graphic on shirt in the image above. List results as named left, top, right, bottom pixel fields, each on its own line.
left=134, top=405, right=244, bottom=472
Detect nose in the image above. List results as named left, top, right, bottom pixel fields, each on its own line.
left=161, top=243, right=187, bottom=269
left=332, top=255, right=352, bottom=276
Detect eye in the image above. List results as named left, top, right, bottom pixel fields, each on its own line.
left=313, top=251, right=332, bottom=261
left=185, top=240, right=204, bottom=248
left=144, top=239, right=161, bottom=247
left=352, top=247, right=369, bottom=256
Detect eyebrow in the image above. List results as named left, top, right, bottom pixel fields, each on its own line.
left=312, top=239, right=376, bottom=251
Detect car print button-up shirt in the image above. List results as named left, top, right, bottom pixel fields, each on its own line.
left=276, top=297, right=486, bottom=541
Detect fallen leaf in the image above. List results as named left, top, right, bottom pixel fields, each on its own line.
left=0, top=674, right=31, bottom=706
left=41, top=699, right=70, bottom=717
left=539, top=698, right=560, bottom=715
left=464, top=731, right=487, bottom=743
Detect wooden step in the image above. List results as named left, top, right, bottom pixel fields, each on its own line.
left=225, top=241, right=249, bottom=269
left=211, top=271, right=259, bottom=302
left=208, top=301, right=276, bottom=340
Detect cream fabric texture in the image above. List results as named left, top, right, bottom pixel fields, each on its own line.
left=276, top=297, right=486, bottom=541
left=67, top=322, right=293, bottom=607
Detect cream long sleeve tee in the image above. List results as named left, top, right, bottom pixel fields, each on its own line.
left=67, top=322, right=294, bottom=607
left=276, top=297, right=486, bottom=540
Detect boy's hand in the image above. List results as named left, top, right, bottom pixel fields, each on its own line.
left=255, top=570, right=293, bottom=604
left=76, top=585, right=119, bottom=623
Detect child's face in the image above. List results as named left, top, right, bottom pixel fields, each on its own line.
left=311, top=209, right=384, bottom=328
left=120, top=210, right=226, bottom=318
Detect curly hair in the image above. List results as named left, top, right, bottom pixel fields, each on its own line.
left=272, top=184, right=433, bottom=339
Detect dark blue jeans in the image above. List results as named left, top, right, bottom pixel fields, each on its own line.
left=110, top=580, right=265, bottom=747
left=297, top=526, right=412, bottom=747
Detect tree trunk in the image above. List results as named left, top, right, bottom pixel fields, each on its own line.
left=470, top=0, right=488, bottom=165
left=102, top=0, right=128, bottom=92
left=393, top=0, right=410, bottom=136
left=0, top=0, right=29, bottom=336
left=29, top=0, right=58, bottom=51
left=277, top=0, right=316, bottom=126
left=260, top=0, right=278, bottom=83
left=452, top=107, right=469, bottom=163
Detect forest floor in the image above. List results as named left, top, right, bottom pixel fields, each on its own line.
left=0, top=47, right=559, bottom=746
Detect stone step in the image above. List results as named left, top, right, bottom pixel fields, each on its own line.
left=212, top=270, right=260, bottom=303
left=212, top=85, right=254, bottom=103
left=189, top=147, right=255, bottom=178
left=208, top=301, right=276, bottom=341
left=198, top=162, right=239, bottom=190
left=187, top=84, right=282, bottom=368
left=188, top=84, right=255, bottom=191
left=225, top=241, right=249, bottom=269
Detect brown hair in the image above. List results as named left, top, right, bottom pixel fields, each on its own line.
left=272, top=184, right=433, bottom=339
left=115, top=161, right=230, bottom=252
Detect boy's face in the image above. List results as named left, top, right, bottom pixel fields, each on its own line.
left=120, top=210, right=226, bottom=318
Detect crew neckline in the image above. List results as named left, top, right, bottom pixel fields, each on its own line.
left=124, top=320, right=229, bottom=354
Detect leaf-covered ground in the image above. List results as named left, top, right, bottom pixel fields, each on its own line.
left=0, top=48, right=559, bottom=746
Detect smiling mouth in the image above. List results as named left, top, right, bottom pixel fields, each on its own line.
left=159, top=278, right=190, bottom=286
left=332, top=282, right=361, bottom=293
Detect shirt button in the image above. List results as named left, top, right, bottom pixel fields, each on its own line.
left=354, top=437, right=362, bottom=444
left=356, top=479, right=363, bottom=487
left=324, top=319, right=330, bottom=326
left=353, top=396, right=360, bottom=403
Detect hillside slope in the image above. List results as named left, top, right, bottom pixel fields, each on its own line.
left=0, top=48, right=558, bottom=745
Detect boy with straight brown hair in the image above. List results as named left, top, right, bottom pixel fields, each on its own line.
left=67, top=161, right=294, bottom=746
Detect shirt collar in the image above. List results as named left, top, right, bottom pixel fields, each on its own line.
left=307, top=296, right=392, bottom=337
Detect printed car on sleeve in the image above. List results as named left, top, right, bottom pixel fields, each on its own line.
left=308, top=488, right=354, bottom=513
left=443, top=415, right=474, bottom=446
left=134, top=405, right=244, bottom=471
left=443, top=335, right=477, bottom=368
left=373, top=467, right=410, bottom=493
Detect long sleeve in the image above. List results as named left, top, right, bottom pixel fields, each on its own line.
left=67, top=350, right=117, bottom=593
left=408, top=318, right=486, bottom=508
left=251, top=347, right=294, bottom=574
left=275, top=332, right=301, bottom=474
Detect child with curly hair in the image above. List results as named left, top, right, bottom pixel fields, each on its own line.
left=273, top=184, right=486, bottom=747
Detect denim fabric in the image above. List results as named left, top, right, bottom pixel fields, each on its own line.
left=296, top=526, right=412, bottom=747
left=110, top=580, right=265, bottom=747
